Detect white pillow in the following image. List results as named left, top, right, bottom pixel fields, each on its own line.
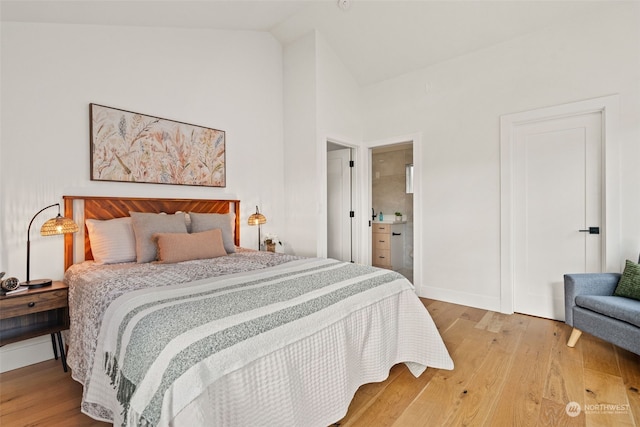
left=85, top=217, right=137, bottom=264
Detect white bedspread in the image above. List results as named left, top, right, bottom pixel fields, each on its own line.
left=67, top=256, right=453, bottom=426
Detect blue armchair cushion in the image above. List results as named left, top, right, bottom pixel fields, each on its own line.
left=613, top=259, right=640, bottom=301
left=575, top=295, right=640, bottom=328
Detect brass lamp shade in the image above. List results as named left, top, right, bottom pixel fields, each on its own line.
left=247, top=206, right=266, bottom=250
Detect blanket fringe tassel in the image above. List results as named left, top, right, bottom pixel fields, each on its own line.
left=105, top=352, right=140, bottom=426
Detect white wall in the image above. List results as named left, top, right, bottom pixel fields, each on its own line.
left=283, top=31, right=363, bottom=258
left=0, top=22, right=285, bottom=371
left=315, top=33, right=363, bottom=259
left=316, top=33, right=363, bottom=141
left=361, top=3, right=640, bottom=310
left=283, top=32, right=318, bottom=257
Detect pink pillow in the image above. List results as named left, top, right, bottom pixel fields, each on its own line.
left=153, top=229, right=227, bottom=264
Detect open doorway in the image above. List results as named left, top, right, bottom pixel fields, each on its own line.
left=327, top=141, right=354, bottom=262
left=371, top=142, right=414, bottom=282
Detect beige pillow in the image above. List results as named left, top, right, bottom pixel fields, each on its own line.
left=154, top=229, right=227, bottom=264
left=130, top=212, right=188, bottom=263
left=189, top=212, right=236, bottom=253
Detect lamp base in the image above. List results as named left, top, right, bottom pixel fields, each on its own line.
left=21, top=278, right=53, bottom=288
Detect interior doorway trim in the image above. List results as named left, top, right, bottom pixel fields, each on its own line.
left=319, top=135, right=360, bottom=261
left=499, top=95, right=620, bottom=314
left=364, top=132, right=423, bottom=292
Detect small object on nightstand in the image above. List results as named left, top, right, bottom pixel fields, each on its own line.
left=262, top=233, right=281, bottom=253
left=3, top=286, right=27, bottom=296
left=0, top=272, right=21, bottom=295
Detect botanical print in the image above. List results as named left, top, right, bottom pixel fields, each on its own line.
left=90, top=104, right=225, bottom=187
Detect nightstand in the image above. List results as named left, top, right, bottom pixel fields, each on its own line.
left=0, top=281, right=69, bottom=371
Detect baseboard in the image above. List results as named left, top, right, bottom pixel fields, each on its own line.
left=416, top=284, right=502, bottom=313
left=0, top=335, right=54, bottom=373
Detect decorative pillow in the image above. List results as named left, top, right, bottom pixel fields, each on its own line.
left=613, top=260, right=640, bottom=301
left=189, top=212, right=236, bottom=253
left=154, top=229, right=227, bottom=264
left=85, top=217, right=136, bottom=264
left=129, top=212, right=188, bottom=263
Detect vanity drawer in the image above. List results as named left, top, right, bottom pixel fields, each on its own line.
left=373, top=234, right=391, bottom=250
left=373, top=249, right=391, bottom=268
left=373, top=224, right=390, bottom=234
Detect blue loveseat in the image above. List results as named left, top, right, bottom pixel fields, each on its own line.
left=564, top=266, right=640, bottom=355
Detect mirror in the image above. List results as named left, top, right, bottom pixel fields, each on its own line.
left=405, top=164, right=413, bottom=194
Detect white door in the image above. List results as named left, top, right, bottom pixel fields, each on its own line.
left=327, top=148, right=352, bottom=261
left=512, top=111, right=602, bottom=320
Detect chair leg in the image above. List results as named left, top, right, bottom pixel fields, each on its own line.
left=567, top=328, right=583, bottom=347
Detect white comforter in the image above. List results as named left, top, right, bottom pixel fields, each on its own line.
left=66, top=255, right=453, bottom=426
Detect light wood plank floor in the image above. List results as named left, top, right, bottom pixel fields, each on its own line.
left=1, top=299, right=638, bottom=426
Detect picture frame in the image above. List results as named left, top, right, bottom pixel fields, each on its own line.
left=89, top=104, right=225, bottom=187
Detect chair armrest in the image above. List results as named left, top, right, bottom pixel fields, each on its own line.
left=563, top=273, right=621, bottom=326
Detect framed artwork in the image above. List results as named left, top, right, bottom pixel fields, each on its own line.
left=90, top=104, right=225, bottom=187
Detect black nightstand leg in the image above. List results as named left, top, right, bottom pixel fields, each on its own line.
left=55, top=332, right=68, bottom=372
left=51, top=333, right=59, bottom=360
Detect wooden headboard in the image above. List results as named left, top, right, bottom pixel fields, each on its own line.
left=63, top=195, right=240, bottom=270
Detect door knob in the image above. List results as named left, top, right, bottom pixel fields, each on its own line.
left=578, top=227, right=600, bottom=235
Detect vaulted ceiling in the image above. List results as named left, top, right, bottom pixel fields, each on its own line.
left=1, top=0, right=620, bottom=86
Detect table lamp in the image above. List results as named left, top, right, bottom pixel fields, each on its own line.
left=247, top=206, right=266, bottom=250
left=23, top=203, right=79, bottom=288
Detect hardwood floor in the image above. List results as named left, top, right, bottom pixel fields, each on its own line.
left=1, top=299, right=638, bottom=426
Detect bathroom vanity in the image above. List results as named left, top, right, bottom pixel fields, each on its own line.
left=372, top=221, right=405, bottom=270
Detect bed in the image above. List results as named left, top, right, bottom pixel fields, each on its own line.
left=62, top=195, right=453, bottom=427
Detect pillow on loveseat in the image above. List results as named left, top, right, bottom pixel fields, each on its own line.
left=613, top=259, right=640, bottom=301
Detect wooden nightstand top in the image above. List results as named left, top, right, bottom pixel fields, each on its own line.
left=0, top=280, right=67, bottom=297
